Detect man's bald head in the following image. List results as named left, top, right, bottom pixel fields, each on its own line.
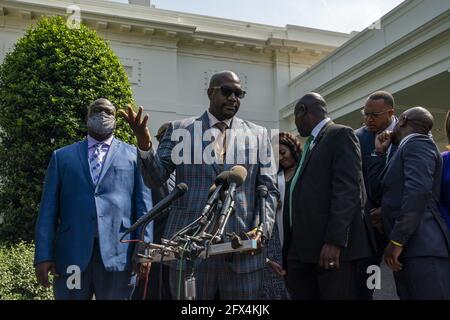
left=297, top=92, right=327, bottom=116
left=209, top=71, right=241, bottom=87
left=88, top=98, right=115, bottom=117
left=391, top=106, right=434, bottom=145
left=402, top=106, right=434, bottom=134
left=207, top=70, right=242, bottom=121
left=294, top=92, right=328, bottom=137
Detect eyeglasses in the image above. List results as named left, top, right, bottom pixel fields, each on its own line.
left=210, top=86, right=246, bottom=99
left=360, top=109, right=391, bottom=119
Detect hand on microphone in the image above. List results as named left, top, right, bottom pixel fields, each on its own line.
left=245, top=227, right=262, bottom=256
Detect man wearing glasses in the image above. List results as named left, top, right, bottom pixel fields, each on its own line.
left=354, top=91, right=397, bottom=300
left=121, top=71, right=278, bottom=300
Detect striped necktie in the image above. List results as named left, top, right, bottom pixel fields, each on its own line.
left=167, top=173, right=176, bottom=193
left=214, top=122, right=228, bottom=165
left=89, top=143, right=107, bottom=185
left=289, top=135, right=314, bottom=227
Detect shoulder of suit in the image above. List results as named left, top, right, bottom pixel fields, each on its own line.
left=355, top=125, right=369, bottom=137
left=171, top=116, right=198, bottom=129
left=53, top=140, right=83, bottom=156
left=325, top=122, right=353, bottom=135
left=402, top=135, right=435, bottom=150
left=236, top=117, right=266, bottom=131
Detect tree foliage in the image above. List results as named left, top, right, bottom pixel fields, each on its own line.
left=0, top=17, right=136, bottom=242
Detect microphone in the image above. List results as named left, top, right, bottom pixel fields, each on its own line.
left=124, top=183, right=188, bottom=237
left=256, top=185, right=268, bottom=240
left=206, top=170, right=230, bottom=203
left=214, top=165, right=247, bottom=241
left=199, top=171, right=230, bottom=226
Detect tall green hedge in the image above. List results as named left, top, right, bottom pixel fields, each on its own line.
left=0, top=17, right=136, bottom=243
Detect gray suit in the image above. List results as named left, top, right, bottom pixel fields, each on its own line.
left=368, top=134, right=450, bottom=299
left=138, top=111, right=278, bottom=299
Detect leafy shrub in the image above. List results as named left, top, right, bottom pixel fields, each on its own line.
left=0, top=241, right=53, bottom=300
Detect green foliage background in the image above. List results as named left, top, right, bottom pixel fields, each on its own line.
left=0, top=17, right=136, bottom=244
left=0, top=242, right=53, bottom=299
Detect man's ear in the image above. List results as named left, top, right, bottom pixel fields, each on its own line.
left=207, top=88, right=213, bottom=100
left=399, top=115, right=408, bottom=127
left=295, top=103, right=307, bottom=117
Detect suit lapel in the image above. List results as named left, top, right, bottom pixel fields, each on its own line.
left=297, top=121, right=332, bottom=179
left=96, top=138, right=120, bottom=187
left=77, top=139, right=95, bottom=190
left=224, top=116, right=244, bottom=172
left=199, top=111, right=223, bottom=175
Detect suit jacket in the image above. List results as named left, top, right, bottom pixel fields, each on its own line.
left=34, top=138, right=153, bottom=274
left=355, top=125, right=398, bottom=210
left=138, top=111, right=279, bottom=273
left=367, top=135, right=450, bottom=258
left=285, top=121, right=372, bottom=264
left=355, top=126, right=398, bottom=254
left=439, top=151, right=450, bottom=230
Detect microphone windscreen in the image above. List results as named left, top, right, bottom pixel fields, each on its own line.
left=215, top=171, right=230, bottom=187
left=228, top=165, right=247, bottom=187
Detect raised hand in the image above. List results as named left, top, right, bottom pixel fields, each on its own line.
left=119, top=105, right=152, bottom=151
left=375, top=130, right=392, bottom=154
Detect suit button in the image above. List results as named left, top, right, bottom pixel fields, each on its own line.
left=94, top=193, right=99, bottom=197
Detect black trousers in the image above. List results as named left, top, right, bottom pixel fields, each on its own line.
left=394, top=257, right=450, bottom=300
left=286, top=259, right=357, bottom=300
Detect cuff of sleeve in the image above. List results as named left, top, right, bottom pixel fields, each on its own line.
left=138, top=148, right=151, bottom=159
left=390, top=239, right=403, bottom=247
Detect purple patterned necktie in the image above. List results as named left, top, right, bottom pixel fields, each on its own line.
left=89, top=143, right=107, bottom=185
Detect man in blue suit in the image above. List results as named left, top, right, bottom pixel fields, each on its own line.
left=121, top=71, right=278, bottom=300
left=34, top=98, right=153, bottom=300
left=354, top=91, right=397, bottom=299
left=368, top=106, right=450, bottom=299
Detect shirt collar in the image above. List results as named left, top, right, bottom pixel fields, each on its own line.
left=385, top=116, right=397, bottom=132
left=207, top=110, right=233, bottom=129
left=311, top=117, right=331, bottom=141
left=87, top=134, right=114, bottom=148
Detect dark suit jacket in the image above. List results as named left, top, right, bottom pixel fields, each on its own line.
left=355, top=126, right=398, bottom=254
left=285, top=121, right=373, bottom=264
left=355, top=125, right=398, bottom=210
left=367, top=135, right=450, bottom=258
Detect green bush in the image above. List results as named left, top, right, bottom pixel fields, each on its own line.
left=0, top=17, right=136, bottom=242
left=0, top=241, right=53, bottom=300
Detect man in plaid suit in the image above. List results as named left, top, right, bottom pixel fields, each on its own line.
left=121, top=71, right=278, bottom=299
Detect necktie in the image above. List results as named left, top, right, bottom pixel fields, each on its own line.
left=288, top=135, right=314, bottom=227
left=167, top=173, right=176, bottom=193
left=90, top=143, right=107, bottom=185
left=214, top=122, right=228, bottom=165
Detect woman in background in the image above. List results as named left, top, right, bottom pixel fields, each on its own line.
left=263, top=132, right=301, bottom=300
left=440, top=110, right=450, bottom=230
